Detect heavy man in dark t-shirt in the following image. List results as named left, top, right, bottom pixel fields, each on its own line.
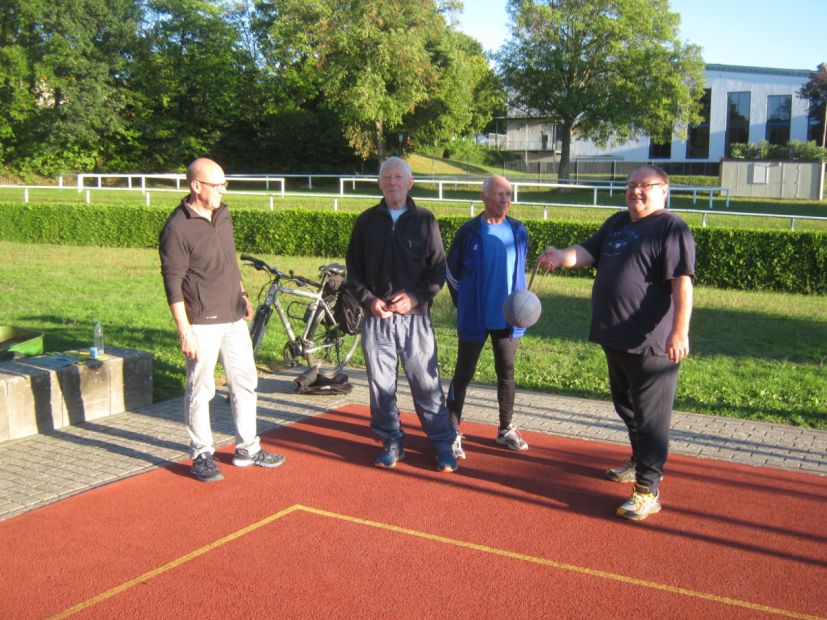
left=539, top=165, right=695, bottom=521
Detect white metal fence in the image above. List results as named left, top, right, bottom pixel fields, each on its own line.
left=3, top=173, right=825, bottom=230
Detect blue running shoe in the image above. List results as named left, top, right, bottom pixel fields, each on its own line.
left=435, top=444, right=458, bottom=473
left=375, top=442, right=404, bottom=468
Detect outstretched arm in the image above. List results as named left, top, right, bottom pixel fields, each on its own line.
left=538, top=244, right=595, bottom=270
left=667, top=275, right=693, bottom=364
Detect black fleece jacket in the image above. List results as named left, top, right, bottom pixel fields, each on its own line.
left=345, top=196, right=446, bottom=315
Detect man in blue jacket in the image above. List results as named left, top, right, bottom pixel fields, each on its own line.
left=346, top=157, right=457, bottom=472
left=446, top=175, right=530, bottom=460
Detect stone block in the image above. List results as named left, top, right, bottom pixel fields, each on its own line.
left=0, top=347, right=153, bottom=443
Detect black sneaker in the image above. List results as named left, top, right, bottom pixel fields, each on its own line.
left=233, top=448, right=286, bottom=468
left=191, top=453, right=223, bottom=482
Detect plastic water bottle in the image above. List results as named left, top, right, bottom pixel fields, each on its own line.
left=92, top=321, right=104, bottom=358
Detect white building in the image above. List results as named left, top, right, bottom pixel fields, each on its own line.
left=496, top=64, right=822, bottom=169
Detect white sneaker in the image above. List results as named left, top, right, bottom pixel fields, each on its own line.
left=452, top=434, right=466, bottom=460
left=616, top=484, right=662, bottom=521
left=496, top=426, right=528, bottom=451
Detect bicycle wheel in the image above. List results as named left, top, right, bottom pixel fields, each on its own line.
left=249, top=304, right=272, bottom=356
left=305, top=305, right=360, bottom=375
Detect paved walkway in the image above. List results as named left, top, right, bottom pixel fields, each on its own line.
left=1, top=368, right=825, bottom=521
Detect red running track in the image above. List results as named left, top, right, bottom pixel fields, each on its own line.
left=1, top=405, right=825, bottom=619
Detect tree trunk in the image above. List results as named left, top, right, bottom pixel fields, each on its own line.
left=557, top=121, right=574, bottom=182
left=375, top=119, right=385, bottom=166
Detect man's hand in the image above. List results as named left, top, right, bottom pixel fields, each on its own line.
left=370, top=297, right=393, bottom=319
left=538, top=246, right=563, bottom=270
left=179, top=326, right=200, bottom=362
left=244, top=297, right=255, bottom=321
left=666, top=330, right=690, bottom=364
left=387, top=292, right=414, bottom=315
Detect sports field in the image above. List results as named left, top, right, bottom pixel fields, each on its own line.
left=2, top=406, right=825, bottom=619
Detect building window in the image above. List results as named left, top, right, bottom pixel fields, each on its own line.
left=808, top=97, right=825, bottom=146
left=766, top=95, right=791, bottom=146
left=648, top=140, right=671, bottom=159
left=725, top=92, right=750, bottom=156
left=687, top=88, right=711, bottom=159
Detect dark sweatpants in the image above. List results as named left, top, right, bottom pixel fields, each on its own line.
left=603, top=347, right=680, bottom=494
left=447, top=328, right=519, bottom=433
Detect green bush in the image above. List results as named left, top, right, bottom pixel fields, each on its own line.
left=729, top=140, right=827, bottom=161
left=0, top=202, right=824, bottom=293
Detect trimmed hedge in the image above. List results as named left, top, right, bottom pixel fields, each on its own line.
left=1, top=202, right=824, bottom=294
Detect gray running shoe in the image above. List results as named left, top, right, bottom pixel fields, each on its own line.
left=233, top=448, right=286, bottom=468
left=496, top=426, right=528, bottom=451
left=606, top=458, right=637, bottom=483
left=191, top=453, right=223, bottom=482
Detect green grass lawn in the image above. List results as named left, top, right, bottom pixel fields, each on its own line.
left=1, top=241, right=824, bottom=428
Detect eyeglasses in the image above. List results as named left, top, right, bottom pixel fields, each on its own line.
left=197, top=179, right=228, bottom=190
left=626, top=182, right=664, bottom=192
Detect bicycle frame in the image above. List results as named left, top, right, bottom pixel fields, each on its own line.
left=264, top=279, right=337, bottom=361
left=242, top=253, right=358, bottom=373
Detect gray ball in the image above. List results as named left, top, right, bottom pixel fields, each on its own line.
left=502, top=289, right=542, bottom=328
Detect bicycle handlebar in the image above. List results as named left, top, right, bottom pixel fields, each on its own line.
left=241, top=253, right=320, bottom=289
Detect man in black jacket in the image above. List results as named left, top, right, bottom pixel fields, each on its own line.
left=159, top=157, right=284, bottom=482
left=346, top=157, right=457, bottom=472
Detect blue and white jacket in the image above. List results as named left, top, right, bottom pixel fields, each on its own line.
left=446, top=214, right=529, bottom=343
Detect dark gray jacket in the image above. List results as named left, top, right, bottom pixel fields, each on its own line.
left=159, top=198, right=246, bottom=324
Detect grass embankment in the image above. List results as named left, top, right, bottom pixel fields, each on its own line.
left=1, top=241, right=824, bottom=428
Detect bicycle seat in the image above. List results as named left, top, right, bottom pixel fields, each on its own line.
left=320, top=263, right=346, bottom=277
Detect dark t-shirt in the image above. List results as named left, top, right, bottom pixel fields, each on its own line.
left=580, top=209, right=695, bottom=355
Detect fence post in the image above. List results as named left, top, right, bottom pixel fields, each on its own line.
left=702, top=212, right=708, bottom=227
left=543, top=206, right=548, bottom=220
left=469, top=202, right=474, bottom=216
left=145, top=192, right=150, bottom=206
left=269, top=196, right=274, bottom=210
left=85, top=190, right=91, bottom=204
left=334, top=198, right=338, bottom=212
left=24, top=188, right=29, bottom=203
left=791, top=218, right=796, bottom=231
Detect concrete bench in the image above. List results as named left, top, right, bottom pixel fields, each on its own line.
left=0, top=347, right=152, bottom=443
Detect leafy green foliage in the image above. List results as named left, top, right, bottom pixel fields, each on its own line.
left=728, top=140, right=827, bottom=161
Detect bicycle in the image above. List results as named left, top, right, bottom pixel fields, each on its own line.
left=240, top=253, right=361, bottom=375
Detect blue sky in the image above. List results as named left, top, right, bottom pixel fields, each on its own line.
left=458, top=0, right=825, bottom=71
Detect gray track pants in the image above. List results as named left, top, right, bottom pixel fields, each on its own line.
left=360, top=314, right=456, bottom=447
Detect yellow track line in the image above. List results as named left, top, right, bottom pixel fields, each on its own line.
left=52, top=503, right=824, bottom=620
left=49, top=504, right=303, bottom=619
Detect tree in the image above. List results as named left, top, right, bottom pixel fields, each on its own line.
left=260, top=0, right=449, bottom=162
left=798, top=62, right=827, bottom=148
left=400, top=29, right=505, bottom=150
left=126, top=0, right=263, bottom=170
left=497, top=0, right=705, bottom=180
left=0, top=0, right=142, bottom=174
